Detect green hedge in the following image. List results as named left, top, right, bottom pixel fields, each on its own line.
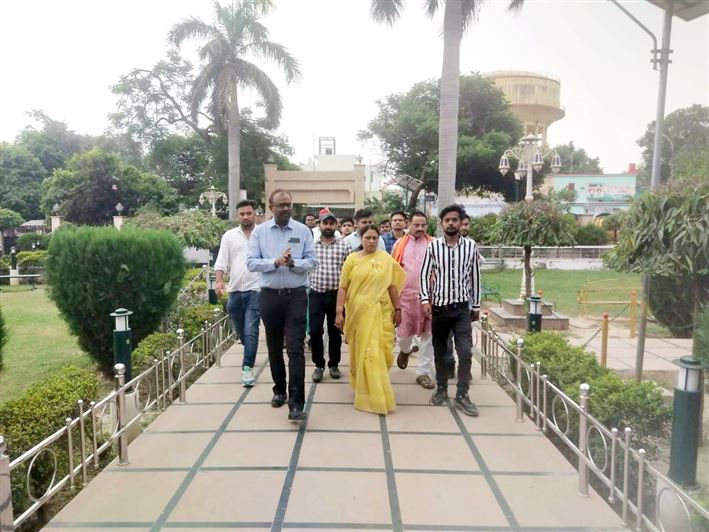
left=180, top=304, right=220, bottom=339
left=17, top=232, right=52, bottom=251
left=0, top=366, right=99, bottom=518
left=45, top=226, right=186, bottom=374
left=513, top=331, right=669, bottom=449
left=574, top=224, right=609, bottom=245
left=17, top=250, right=47, bottom=275
left=132, top=332, right=178, bottom=371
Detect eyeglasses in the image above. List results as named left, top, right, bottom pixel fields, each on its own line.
left=270, top=203, right=292, bottom=209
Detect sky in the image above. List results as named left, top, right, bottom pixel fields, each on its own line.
left=0, top=0, right=707, bottom=175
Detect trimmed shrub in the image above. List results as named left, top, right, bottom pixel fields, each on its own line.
left=0, top=255, right=8, bottom=285
left=132, top=332, right=178, bottom=371
left=17, top=232, right=51, bottom=251
left=649, top=275, right=708, bottom=338
left=0, top=366, right=99, bottom=518
left=513, top=331, right=669, bottom=448
left=180, top=304, right=220, bottom=339
left=45, top=227, right=186, bottom=374
left=125, top=210, right=228, bottom=250
left=0, top=305, right=6, bottom=369
left=574, top=224, right=609, bottom=245
left=17, top=250, right=47, bottom=276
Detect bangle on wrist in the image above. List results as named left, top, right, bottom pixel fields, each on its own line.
left=336, top=306, right=344, bottom=311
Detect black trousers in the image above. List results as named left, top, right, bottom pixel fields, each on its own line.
left=308, top=289, right=342, bottom=369
left=431, top=304, right=473, bottom=395
left=260, top=287, right=307, bottom=411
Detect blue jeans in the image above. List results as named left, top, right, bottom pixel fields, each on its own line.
left=227, top=291, right=260, bottom=368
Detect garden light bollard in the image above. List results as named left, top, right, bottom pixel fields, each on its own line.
left=668, top=356, right=708, bottom=487
left=515, top=338, right=524, bottom=422
left=578, top=383, right=590, bottom=497
left=110, top=308, right=133, bottom=385
left=177, top=328, right=186, bottom=403
left=527, top=295, right=542, bottom=333
left=206, top=256, right=218, bottom=305
left=114, top=363, right=129, bottom=466
left=0, top=436, right=13, bottom=531
left=600, top=312, right=609, bottom=368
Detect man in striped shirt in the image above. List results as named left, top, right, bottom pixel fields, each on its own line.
left=419, top=204, right=481, bottom=416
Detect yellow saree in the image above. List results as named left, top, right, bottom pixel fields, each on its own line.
left=340, top=250, right=406, bottom=414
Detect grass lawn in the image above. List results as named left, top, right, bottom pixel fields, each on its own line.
left=481, top=269, right=642, bottom=317
left=0, top=286, right=97, bottom=404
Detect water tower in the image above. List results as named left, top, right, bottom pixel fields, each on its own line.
left=484, top=71, right=565, bottom=144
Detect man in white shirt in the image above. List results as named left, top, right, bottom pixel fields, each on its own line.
left=215, top=199, right=261, bottom=387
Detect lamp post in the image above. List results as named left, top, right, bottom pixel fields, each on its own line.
left=498, top=133, right=562, bottom=203
left=199, top=185, right=228, bottom=217
left=9, top=247, right=17, bottom=270
left=668, top=356, right=708, bottom=487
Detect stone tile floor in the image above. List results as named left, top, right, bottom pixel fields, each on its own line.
left=47, top=340, right=624, bottom=531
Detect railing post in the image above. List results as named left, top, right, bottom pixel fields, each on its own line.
left=166, top=350, right=174, bottom=405
left=535, top=362, right=542, bottom=431
left=77, top=400, right=88, bottom=486
left=0, top=436, right=14, bottom=532
left=578, top=383, right=590, bottom=497
left=115, top=363, right=129, bottom=466
left=636, top=449, right=646, bottom=531
left=515, top=338, right=524, bottom=422
left=177, top=328, right=186, bottom=403
left=629, top=289, right=637, bottom=338
left=480, top=313, right=488, bottom=379
left=600, top=312, right=609, bottom=368
left=213, top=308, right=222, bottom=357
left=622, top=427, right=632, bottom=525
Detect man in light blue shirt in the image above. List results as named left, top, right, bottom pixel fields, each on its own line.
left=247, top=189, right=317, bottom=423
left=343, top=208, right=386, bottom=252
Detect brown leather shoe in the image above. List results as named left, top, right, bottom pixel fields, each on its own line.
left=416, top=374, right=436, bottom=389
left=397, top=350, right=411, bottom=370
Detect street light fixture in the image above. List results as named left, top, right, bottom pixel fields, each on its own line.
left=498, top=134, right=562, bottom=202
left=199, top=185, right=228, bottom=217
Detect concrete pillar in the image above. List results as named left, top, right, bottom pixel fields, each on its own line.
left=113, top=216, right=125, bottom=230
left=51, top=215, right=64, bottom=232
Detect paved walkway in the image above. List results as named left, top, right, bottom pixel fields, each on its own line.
left=47, top=340, right=623, bottom=531
left=568, top=334, right=692, bottom=376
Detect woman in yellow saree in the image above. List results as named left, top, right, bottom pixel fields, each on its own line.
left=335, top=226, right=405, bottom=414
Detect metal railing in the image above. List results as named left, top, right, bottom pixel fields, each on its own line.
left=474, top=317, right=709, bottom=531
left=0, top=314, right=234, bottom=530
left=479, top=245, right=614, bottom=261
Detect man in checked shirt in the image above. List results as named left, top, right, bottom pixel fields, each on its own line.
left=309, top=208, right=350, bottom=382
left=419, top=204, right=481, bottom=416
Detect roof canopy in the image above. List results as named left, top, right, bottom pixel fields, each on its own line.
left=645, top=0, right=709, bottom=21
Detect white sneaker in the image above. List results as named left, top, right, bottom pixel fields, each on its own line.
left=241, top=366, right=256, bottom=387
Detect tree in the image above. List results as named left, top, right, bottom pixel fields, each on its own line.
left=551, top=141, right=602, bottom=174
left=370, top=0, right=524, bottom=212
left=41, top=148, right=178, bottom=225
left=365, top=191, right=407, bottom=218
left=169, top=0, right=301, bottom=220
left=0, top=143, right=47, bottom=219
left=46, top=227, right=186, bottom=374
left=360, top=74, right=522, bottom=207
left=0, top=208, right=24, bottom=255
left=492, top=200, right=576, bottom=297
left=605, top=176, right=709, bottom=343
left=636, top=104, right=709, bottom=189
left=16, top=111, right=92, bottom=174
left=125, top=210, right=228, bottom=250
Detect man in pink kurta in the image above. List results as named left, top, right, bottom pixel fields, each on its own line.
left=392, top=211, right=435, bottom=389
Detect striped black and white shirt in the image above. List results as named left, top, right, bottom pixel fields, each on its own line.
left=419, top=236, right=481, bottom=310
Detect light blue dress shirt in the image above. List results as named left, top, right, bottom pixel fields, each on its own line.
left=246, top=218, right=317, bottom=289
left=343, top=231, right=386, bottom=252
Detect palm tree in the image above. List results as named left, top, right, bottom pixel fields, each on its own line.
left=371, top=0, right=523, bottom=211
left=170, top=0, right=301, bottom=220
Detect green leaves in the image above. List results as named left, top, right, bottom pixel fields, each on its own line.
left=492, top=199, right=576, bottom=248
left=45, top=227, right=186, bottom=374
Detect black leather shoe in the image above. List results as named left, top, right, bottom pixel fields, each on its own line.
left=271, top=393, right=287, bottom=408
left=288, top=409, right=308, bottom=422
left=430, top=385, right=448, bottom=406
left=454, top=394, right=479, bottom=417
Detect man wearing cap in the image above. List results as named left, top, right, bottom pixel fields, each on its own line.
left=312, top=208, right=341, bottom=241
left=309, top=208, right=350, bottom=382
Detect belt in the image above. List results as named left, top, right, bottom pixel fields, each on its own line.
left=262, top=286, right=307, bottom=296
left=433, top=301, right=468, bottom=311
